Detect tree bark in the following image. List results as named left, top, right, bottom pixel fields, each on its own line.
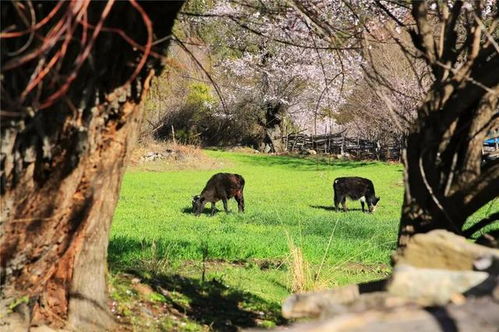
left=1, top=2, right=184, bottom=330
left=261, top=101, right=286, bottom=153
left=398, top=1, right=499, bottom=248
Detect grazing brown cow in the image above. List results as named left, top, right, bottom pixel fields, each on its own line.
left=192, top=173, right=245, bottom=216
left=333, top=177, right=380, bottom=213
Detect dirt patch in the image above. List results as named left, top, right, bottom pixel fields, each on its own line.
left=129, top=141, right=227, bottom=171
left=179, top=258, right=287, bottom=272
left=224, top=146, right=261, bottom=154
left=339, top=262, right=391, bottom=274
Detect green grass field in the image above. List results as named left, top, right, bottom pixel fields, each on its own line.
left=109, top=151, right=404, bottom=330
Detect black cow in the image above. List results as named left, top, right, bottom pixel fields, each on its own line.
left=192, top=173, right=245, bottom=216
left=333, top=177, right=380, bottom=213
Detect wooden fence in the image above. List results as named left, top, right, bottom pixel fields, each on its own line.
left=286, top=129, right=499, bottom=161
left=284, top=133, right=403, bottom=160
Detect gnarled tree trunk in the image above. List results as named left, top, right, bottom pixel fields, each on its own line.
left=0, top=1, right=184, bottom=330
left=398, top=1, right=499, bottom=248
left=260, top=101, right=286, bottom=153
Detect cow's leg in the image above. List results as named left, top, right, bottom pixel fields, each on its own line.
left=196, top=201, right=207, bottom=216
left=361, top=201, right=365, bottom=213
left=341, top=197, right=347, bottom=212
left=334, top=194, right=342, bottom=212
left=210, top=202, right=216, bottom=216
left=222, top=198, right=229, bottom=213
left=235, top=193, right=244, bottom=213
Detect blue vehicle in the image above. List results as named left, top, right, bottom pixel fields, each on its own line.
left=482, top=134, right=499, bottom=165
left=484, top=137, right=499, bottom=147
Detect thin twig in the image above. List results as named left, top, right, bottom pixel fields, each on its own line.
left=172, top=34, right=228, bottom=114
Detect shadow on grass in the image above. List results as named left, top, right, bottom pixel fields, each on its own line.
left=310, top=205, right=366, bottom=212
left=230, top=153, right=378, bottom=171
left=181, top=206, right=225, bottom=216
left=145, top=272, right=285, bottom=331
left=108, top=237, right=287, bottom=331
left=108, top=236, right=198, bottom=267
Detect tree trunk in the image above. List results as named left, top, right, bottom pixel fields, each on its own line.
left=261, top=101, right=285, bottom=153
left=397, top=1, right=499, bottom=248
left=398, top=89, right=499, bottom=247
left=1, top=2, right=184, bottom=330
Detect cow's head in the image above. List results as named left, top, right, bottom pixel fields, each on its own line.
left=192, top=195, right=204, bottom=216
left=368, top=196, right=380, bottom=213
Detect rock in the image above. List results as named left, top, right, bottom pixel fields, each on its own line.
left=275, top=231, right=499, bottom=332
left=30, top=326, right=62, bottom=332
left=392, top=230, right=499, bottom=270
left=473, top=255, right=499, bottom=274
left=0, top=312, right=29, bottom=332
left=133, top=283, right=154, bottom=297
left=282, top=279, right=387, bottom=318
left=141, top=151, right=168, bottom=161
left=270, top=297, right=499, bottom=332
left=300, top=149, right=317, bottom=155
left=321, top=292, right=419, bottom=318
left=282, top=285, right=360, bottom=319
left=387, top=265, right=492, bottom=306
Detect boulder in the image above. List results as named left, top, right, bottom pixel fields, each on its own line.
left=387, top=265, right=492, bottom=306
left=282, top=280, right=387, bottom=319
left=282, top=285, right=360, bottom=319
left=272, top=297, right=499, bottom=332
left=276, top=230, right=499, bottom=331
left=140, top=151, right=166, bottom=161
left=392, top=230, right=499, bottom=270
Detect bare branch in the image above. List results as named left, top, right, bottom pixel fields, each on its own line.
left=473, top=13, right=499, bottom=54
left=411, top=1, right=436, bottom=63
left=439, top=1, right=462, bottom=64
left=172, top=34, right=228, bottom=114
left=457, top=162, right=499, bottom=221
left=418, top=147, right=461, bottom=233
left=374, top=0, right=406, bottom=27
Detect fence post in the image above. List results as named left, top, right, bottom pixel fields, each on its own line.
left=341, top=136, right=345, bottom=156
left=171, top=125, right=176, bottom=145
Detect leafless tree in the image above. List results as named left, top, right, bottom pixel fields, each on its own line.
left=397, top=1, right=499, bottom=247
left=337, top=28, right=428, bottom=145
left=257, top=0, right=499, bottom=243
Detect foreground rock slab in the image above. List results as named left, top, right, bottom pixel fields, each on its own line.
left=392, top=230, right=499, bottom=270
left=387, top=265, right=492, bottom=306
left=275, top=297, right=499, bottom=332
left=274, top=230, right=499, bottom=331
